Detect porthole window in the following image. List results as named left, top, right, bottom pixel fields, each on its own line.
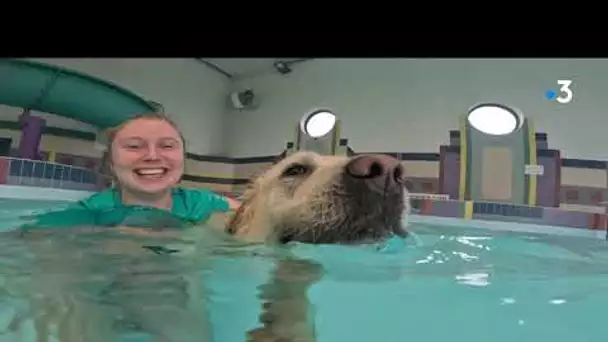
left=301, top=110, right=337, bottom=138
left=467, top=103, right=520, bottom=136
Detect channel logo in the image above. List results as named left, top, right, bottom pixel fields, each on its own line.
left=545, top=80, right=573, bottom=104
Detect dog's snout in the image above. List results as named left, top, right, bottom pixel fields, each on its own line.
left=345, top=154, right=405, bottom=193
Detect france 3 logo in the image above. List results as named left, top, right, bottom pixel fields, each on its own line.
left=545, top=80, right=573, bottom=104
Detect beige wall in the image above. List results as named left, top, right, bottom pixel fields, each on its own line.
left=561, top=167, right=607, bottom=188
left=29, top=58, right=231, bottom=156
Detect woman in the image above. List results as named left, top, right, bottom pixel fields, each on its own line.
left=30, top=112, right=240, bottom=229
left=19, top=113, right=240, bottom=341
left=88, top=112, right=239, bottom=218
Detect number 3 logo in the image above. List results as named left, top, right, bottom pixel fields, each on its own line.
left=556, top=80, right=573, bottom=104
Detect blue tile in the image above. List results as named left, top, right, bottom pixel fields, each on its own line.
left=53, top=165, right=64, bottom=180
left=44, top=164, right=55, bottom=179
left=22, top=161, right=33, bottom=177
left=531, top=207, right=543, bottom=218
left=9, top=160, right=21, bottom=176
left=70, top=168, right=83, bottom=183
left=61, top=167, right=69, bottom=181
left=32, top=163, right=44, bottom=178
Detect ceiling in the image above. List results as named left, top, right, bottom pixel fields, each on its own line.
left=198, top=58, right=312, bottom=79
left=0, top=58, right=312, bottom=131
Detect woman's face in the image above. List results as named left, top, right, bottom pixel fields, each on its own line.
left=110, top=118, right=185, bottom=196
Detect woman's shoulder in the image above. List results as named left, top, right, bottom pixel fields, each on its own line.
left=173, top=187, right=229, bottom=207
left=172, top=187, right=230, bottom=221
left=78, top=187, right=120, bottom=210
left=22, top=189, right=117, bottom=229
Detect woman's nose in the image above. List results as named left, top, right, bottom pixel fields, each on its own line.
left=142, top=147, right=160, bottom=159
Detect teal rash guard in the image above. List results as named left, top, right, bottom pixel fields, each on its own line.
left=24, top=187, right=231, bottom=230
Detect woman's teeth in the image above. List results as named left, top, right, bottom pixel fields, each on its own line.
left=135, top=168, right=167, bottom=176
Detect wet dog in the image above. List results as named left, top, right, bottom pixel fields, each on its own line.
left=227, top=150, right=410, bottom=244
left=226, top=151, right=411, bottom=342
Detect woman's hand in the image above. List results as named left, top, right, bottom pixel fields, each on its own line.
left=224, top=196, right=241, bottom=211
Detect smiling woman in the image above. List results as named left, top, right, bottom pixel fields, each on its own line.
left=105, top=113, right=187, bottom=208
left=29, top=113, right=240, bottom=229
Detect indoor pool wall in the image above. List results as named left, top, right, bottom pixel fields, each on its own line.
left=0, top=156, right=104, bottom=192
left=0, top=156, right=99, bottom=204
left=1, top=126, right=607, bottom=240
left=410, top=195, right=608, bottom=239
left=1, top=153, right=607, bottom=239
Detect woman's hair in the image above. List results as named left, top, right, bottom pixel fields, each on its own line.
left=99, top=112, right=187, bottom=176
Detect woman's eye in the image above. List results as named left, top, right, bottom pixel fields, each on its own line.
left=120, top=139, right=144, bottom=149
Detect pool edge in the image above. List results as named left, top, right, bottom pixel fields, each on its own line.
left=409, top=214, right=606, bottom=240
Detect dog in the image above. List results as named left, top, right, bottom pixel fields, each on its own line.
left=225, top=150, right=411, bottom=342
left=227, top=150, right=410, bottom=244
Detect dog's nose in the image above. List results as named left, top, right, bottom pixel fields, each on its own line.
left=345, top=154, right=405, bottom=193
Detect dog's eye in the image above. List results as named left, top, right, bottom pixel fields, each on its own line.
left=282, top=164, right=309, bottom=177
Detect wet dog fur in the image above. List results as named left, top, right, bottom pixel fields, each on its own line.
left=226, top=151, right=411, bottom=342
left=227, top=150, right=410, bottom=244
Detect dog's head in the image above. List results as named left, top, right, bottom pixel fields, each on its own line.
left=227, top=151, right=410, bottom=244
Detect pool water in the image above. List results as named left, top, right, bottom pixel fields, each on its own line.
left=0, top=200, right=607, bottom=342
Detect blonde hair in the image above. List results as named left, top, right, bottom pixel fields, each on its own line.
left=100, top=112, right=187, bottom=177
left=105, top=112, right=185, bottom=147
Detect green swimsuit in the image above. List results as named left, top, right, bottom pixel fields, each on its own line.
left=25, top=187, right=231, bottom=230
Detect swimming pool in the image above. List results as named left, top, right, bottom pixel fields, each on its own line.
left=1, top=198, right=607, bottom=342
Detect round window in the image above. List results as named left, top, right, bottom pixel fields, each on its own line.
left=302, top=110, right=337, bottom=138
left=467, top=104, right=520, bottom=136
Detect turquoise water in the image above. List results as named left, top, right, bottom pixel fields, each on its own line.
left=1, top=199, right=607, bottom=342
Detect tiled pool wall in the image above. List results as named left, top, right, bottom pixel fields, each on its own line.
left=0, top=156, right=107, bottom=192
left=411, top=197, right=608, bottom=233
left=2, top=131, right=608, bottom=236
